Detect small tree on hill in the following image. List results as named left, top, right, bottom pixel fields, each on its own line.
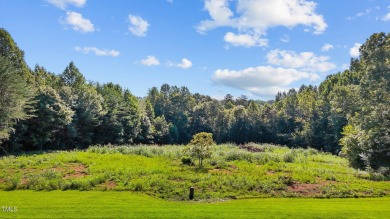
left=186, top=132, right=215, bottom=167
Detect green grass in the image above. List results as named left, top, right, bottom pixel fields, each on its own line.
left=0, top=191, right=389, bottom=218
left=0, top=144, right=389, bottom=200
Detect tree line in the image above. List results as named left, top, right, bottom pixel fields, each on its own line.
left=0, top=28, right=388, bottom=173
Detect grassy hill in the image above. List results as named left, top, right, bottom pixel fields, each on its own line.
left=0, top=144, right=389, bottom=200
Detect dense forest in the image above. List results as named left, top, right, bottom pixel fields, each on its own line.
left=0, top=28, right=389, bottom=174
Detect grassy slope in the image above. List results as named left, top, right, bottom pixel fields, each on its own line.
left=0, top=191, right=389, bottom=219
left=0, top=144, right=389, bottom=200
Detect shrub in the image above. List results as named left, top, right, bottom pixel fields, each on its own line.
left=181, top=156, right=193, bottom=165
left=283, top=150, right=297, bottom=163
left=4, top=174, right=21, bottom=191
left=278, top=174, right=294, bottom=186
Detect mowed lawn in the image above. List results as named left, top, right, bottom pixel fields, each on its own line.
left=0, top=191, right=389, bottom=219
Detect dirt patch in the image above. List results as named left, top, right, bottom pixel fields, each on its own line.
left=239, top=144, right=265, bottom=152
left=287, top=181, right=331, bottom=196
left=20, top=177, right=28, bottom=185
left=209, top=169, right=232, bottom=175
left=50, top=166, right=66, bottom=172
left=62, top=164, right=88, bottom=179
left=15, top=168, right=41, bottom=174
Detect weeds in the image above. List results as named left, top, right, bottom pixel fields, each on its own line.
left=0, top=143, right=388, bottom=200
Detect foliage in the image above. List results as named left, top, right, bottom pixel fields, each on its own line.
left=0, top=28, right=32, bottom=81
left=181, top=156, right=193, bottom=165
left=10, top=86, right=74, bottom=151
left=0, top=57, right=35, bottom=144
left=186, top=132, right=215, bottom=167
left=339, top=33, right=390, bottom=172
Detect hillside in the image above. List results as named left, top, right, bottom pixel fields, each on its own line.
left=1, top=144, right=388, bottom=200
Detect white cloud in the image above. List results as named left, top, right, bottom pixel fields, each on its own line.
left=246, top=86, right=291, bottom=98
left=75, top=46, right=119, bottom=57
left=210, top=94, right=226, bottom=100
left=168, top=58, right=193, bottom=69
left=266, top=49, right=336, bottom=73
left=46, top=0, right=86, bottom=9
left=167, top=0, right=173, bottom=3
left=141, top=56, right=160, bottom=66
left=64, top=11, right=94, bottom=33
left=212, top=66, right=319, bottom=98
left=382, top=12, right=390, bottom=21
left=197, top=0, right=327, bottom=47
left=176, top=58, right=193, bottom=69
left=211, top=47, right=336, bottom=98
left=224, top=32, right=268, bottom=47
left=128, top=14, right=149, bottom=37
left=197, top=0, right=234, bottom=33
left=356, top=8, right=372, bottom=17
left=385, top=5, right=390, bottom=17
left=321, top=43, right=334, bottom=52
left=347, top=7, right=383, bottom=20
left=349, top=43, right=362, bottom=57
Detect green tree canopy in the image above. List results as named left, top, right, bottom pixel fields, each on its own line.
left=0, top=28, right=32, bottom=81
left=186, top=132, right=215, bottom=167
left=0, top=57, right=35, bottom=144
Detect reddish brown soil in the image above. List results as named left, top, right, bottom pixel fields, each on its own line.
left=287, top=181, right=332, bottom=196
left=20, top=177, right=28, bottom=185
left=62, top=164, right=87, bottom=179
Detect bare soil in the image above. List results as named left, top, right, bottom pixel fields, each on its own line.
left=287, top=181, right=332, bottom=196
left=62, top=163, right=88, bottom=179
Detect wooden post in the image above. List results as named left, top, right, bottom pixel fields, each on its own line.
left=189, top=187, right=194, bottom=200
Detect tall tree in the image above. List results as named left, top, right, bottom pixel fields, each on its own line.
left=0, top=57, right=35, bottom=149
left=10, top=86, right=74, bottom=151
left=121, top=90, right=141, bottom=144
left=0, top=28, right=32, bottom=82
left=341, top=33, right=390, bottom=171
left=59, top=63, right=103, bottom=148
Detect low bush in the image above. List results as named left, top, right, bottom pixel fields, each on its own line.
left=181, top=156, right=193, bottom=165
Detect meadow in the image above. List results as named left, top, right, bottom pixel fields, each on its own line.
left=0, top=144, right=389, bottom=200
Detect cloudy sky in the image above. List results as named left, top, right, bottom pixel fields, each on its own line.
left=1, top=0, right=389, bottom=100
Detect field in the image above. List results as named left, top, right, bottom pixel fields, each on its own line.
left=1, top=191, right=389, bottom=218
left=0, top=144, right=389, bottom=200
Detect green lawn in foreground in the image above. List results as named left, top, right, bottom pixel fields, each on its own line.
left=0, top=191, right=389, bottom=219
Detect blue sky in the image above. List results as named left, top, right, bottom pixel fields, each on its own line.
left=1, top=0, right=389, bottom=100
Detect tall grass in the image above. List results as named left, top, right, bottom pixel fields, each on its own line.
left=0, top=143, right=388, bottom=200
